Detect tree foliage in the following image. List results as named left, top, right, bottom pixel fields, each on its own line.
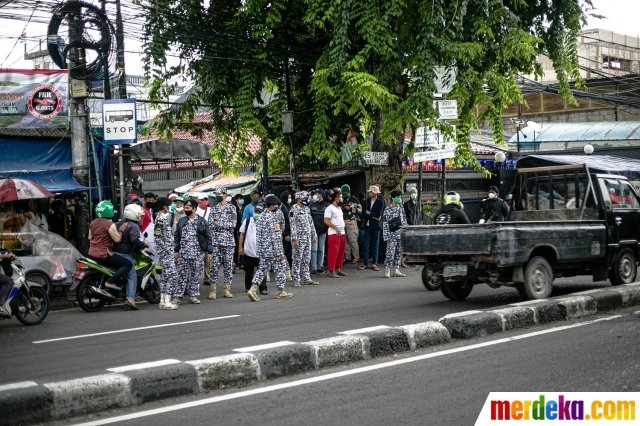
left=140, top=0, right=591, bottom=175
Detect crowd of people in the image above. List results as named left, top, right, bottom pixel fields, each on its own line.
left=86, top=184, right=419, bottom=310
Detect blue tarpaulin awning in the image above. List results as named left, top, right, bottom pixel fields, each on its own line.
left=0, top=137, right=93, bottom=194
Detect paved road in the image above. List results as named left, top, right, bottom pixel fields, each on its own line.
left=61, top=308, right=640, bottom=426
left=0, top=263, right=617, bottom=385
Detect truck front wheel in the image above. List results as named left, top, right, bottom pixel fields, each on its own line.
left=609, top=248, right=637, bottom=286
left=440, top=282, right=473, bottom=300
left=521, top=256, right=553, bottom=299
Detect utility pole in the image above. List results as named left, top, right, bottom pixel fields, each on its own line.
left=68, top=0, right=90, bottom=255
left=68, top=0, right=90, bottom=187
left=115, top=0, right=128, bottom=216
left=283, top=59, right=299, bottom=190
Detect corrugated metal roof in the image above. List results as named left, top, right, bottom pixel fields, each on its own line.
left=520, top=155, right=640, bottom=177
left=509, top=121, right=640, bottom=143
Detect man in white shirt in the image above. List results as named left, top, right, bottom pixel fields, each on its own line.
left=238, top=202, right=267, bottom=300
left=323, top=190, right=347, bottom=278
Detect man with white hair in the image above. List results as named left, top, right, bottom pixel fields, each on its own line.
left=403, top=187, right=419, bottom=225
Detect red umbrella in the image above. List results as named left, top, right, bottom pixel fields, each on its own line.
left=0, top=178, right=54, bottom=203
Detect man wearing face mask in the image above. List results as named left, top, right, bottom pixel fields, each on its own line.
left=403, top=187, right=419, bottom=225
left=382, top=190, right=407, bottom=278
left=231, top=194, right=245, bottom=270
left=196, top=194, right=213, bottom=286
left=289, top=191, right=319, bottom=287
left=479, top=186, right=510, bottom=223
left=174, top=199, right=213, bottom=304
left=309, top=189, right=329, bottom=275
left=173, top=196, right=186, bottom=231
left=207, top=187, right=237, bottom=300
left=239, top=202, right=266, bottom=301
left=278, top=190, right=293, bottom=280
left=241, top=190, right=262, bottom=222
left=251, top=194, right=293, bottom=299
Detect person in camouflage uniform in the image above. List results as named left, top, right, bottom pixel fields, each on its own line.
left=174, top=199, right=213, bottom=304
left=289, top=191, right=319, bottom=287
left=382, top=190, right=407, bottom=278
left=153, top=197, right=179, bottom=310
left=207, top=187, right=237, bottom=300
left=248, top=194, right=293, bottom=301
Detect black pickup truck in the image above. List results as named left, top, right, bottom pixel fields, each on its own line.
left=400, top=155, right=640, bottom=300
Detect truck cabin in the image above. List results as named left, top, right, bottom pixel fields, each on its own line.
left=510, top=155, right=640, bottom=221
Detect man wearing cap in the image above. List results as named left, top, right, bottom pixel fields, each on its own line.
left=359, top=185, right=384, bottom=271
left=167, top=193, right=179, bottom=212
left=289, top=191, right=319, bottom=287
left=207, top=187, right=237, bottom=300
left=196, top=194, right=213, bottom=285
left=238, top=202, right=266, bottom=301
left=127, top=193, right=140, bottom=205
left=153, top=197, right=179, bottom=310
left=173, top=196, right=186, bottom=230
left=174, top=198, right=213, bottom=304
left=251, top=194, right=293, bottom=299
left=382, top=190, right=407, bottom=278
left=340, top=184, right=361, bottom=264
left=309, top=189, right=330, bottom=274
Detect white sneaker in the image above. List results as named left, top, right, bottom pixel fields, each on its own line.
left=293, top=281, right=302, bottom=288
left=189, top=296, right=201, bottom=304
left=384, top=267, right=391, bottom=278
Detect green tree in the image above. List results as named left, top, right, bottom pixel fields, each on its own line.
left=140, top=0, right=591, bottom=182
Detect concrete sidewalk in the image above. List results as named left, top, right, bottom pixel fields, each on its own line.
left=2, top=283, right=639, bottom=425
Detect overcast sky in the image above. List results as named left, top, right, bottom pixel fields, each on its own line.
left=0, top=0, right=637, bottom=75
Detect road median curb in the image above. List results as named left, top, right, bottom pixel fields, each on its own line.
left=3, top=283, right=640, bottom=423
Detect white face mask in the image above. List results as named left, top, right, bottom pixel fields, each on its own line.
left=488, top=193, right=497, bottom=199
left=225, top=196, right=232, bottom=203
left=176, top=207, right=184, bottom=213
left=238, top=199, right=244, bottom=206
left=312, top=195, right=318, bottom=202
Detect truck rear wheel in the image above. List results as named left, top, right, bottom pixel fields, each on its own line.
left=440, top=282, right=473, bottom=300
left=522, top=256, right=553, bottom=299
left=609, top=248, right=637, bottom=286
left=421, top=265, right=440, bottom=291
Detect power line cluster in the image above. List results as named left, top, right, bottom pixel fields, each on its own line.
left=1, top=1, right=640, bottom=114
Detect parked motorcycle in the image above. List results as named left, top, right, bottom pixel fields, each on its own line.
left=1, top=252, right=50, bottom=325
left=71, top=248, right=161, bottom=312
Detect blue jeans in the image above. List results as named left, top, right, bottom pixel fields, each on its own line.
left=120, top=253, right=137, bottom=300
left=362, top=225, right=380, bottom=266
left=310, top=233, right=327, bottom=271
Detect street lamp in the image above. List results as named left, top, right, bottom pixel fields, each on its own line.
left=510, top=118, right=525, bottom=153
left=282, top=110, right=299, bottom=190
left=494, top=151, right=506, bottom=193
left=584, top=144, right=594, bottom=155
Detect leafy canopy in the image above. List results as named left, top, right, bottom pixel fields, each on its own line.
left=139, top=0, right=591, bottom=173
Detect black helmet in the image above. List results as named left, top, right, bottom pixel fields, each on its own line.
left=265, top=194, right=280, bottom=206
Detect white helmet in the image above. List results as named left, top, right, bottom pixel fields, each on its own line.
left=123, top=204, right=144, bottom=222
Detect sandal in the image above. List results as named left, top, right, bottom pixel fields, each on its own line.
left=371, top=265, right=380, bottom=271
left=124, top=300, right=140, bottom=310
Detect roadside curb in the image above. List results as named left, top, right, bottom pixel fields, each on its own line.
left=2, top=283, right=639, bottom=424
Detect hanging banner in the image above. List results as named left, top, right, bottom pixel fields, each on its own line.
left=0, top=69, right=68, bottom=128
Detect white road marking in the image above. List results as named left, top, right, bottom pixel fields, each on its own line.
left=0, top=381, right=38, bottom=392
left=439, top=310, right=483, bottom=318
left=510, top=299, right=548, bottom=306
left=339, top=325, right=390, bottom=335
left=233, top=341, right=296, bottom=352
left=32, top=315, right=241, bottom=344
left=107, top=359, right=181, bottom=373
left=71, top=314, right=622, bottom=426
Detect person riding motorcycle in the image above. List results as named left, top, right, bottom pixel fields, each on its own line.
left=87, top=201, right=134, bottom=299
left=433, top=192, right=470, bottom=225
left=112, top=204, right=147, bottom=310
left=0, top=251, right=16, bottom=318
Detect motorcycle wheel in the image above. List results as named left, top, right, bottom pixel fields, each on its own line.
left=142, top=275, right=161, bottom=304
left=14, top=286, right=49, bottom=326
left=76, top=275, right=107, bottom=312
left=25, top=271, right=52, bottom=296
